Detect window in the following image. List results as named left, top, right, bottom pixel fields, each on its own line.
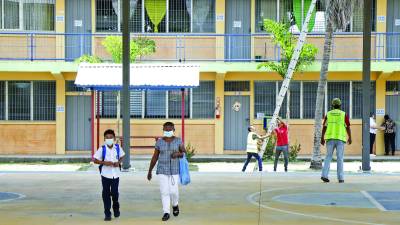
left=192, top=81, right=215, bottom=118
left=168, top=89, right=190, bottom=118
left=2, top=81, right=56, bottom=121
left=0, top=81, right=4, bottom=120
left=192, top=0, right=215, bottom=33
left=101, top=91, right=118, bottom=118
left=33, top=81, right=56, bottom=121
left=349, top=0, right=376, bottom=32
left=96, top=0, right=215, bottom=33
left=66, top=81, right=87, bottom=92
left=145, top=90, right=166, bottom=118
left=327, top=82, right=350, bottom=114
left=254, top=81, right=276, bottom=117
left=386, top=81, right=400, bottom=92
left=96, top=0, right=143, bottom=32
left=255, top=0, right=277, bottom=32
left=8, top=81, right=31, bottom=120
left=256, top=0, right=376, bottom=33
left=129, top=90, right=143, bottom=118
left=1, top=0, right=55, bottom=31
left=225, top=81, right=250, bottom=92
left=168, top=0, right=190, bottom=33
left=352, top=82, right=376, bottom=119
left=302, top=81, right=321, bottom=119
left=278, top=81, right=300, bottom=119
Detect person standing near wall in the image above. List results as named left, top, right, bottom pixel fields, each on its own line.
left=369, top=113, right=380, bottom=156
left=242, top=125, right=266, bottom=172
left=272, top=118, right=289, bottom=172
left=382, top=115, right=396, bottom=156
left=321, top=98, right=352, bottom=183
left=147, top=122, right=186, bottom=221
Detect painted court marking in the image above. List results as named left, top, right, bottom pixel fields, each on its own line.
left=361, top=191, right=387, bottom=212
left=0, top=192, right=25, bottom=203
left=247, top=186, right=386, bottom=225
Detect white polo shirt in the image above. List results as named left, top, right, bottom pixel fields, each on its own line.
left=370, top=117, right=377, bottom=134
left=94, top=145, right=125, bottom=179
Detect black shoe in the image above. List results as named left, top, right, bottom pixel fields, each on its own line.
left=104, top=216, right=112, bottom=221
left=114, top=211, right=120, bottom=218
left=285, top=168, right=288, bottom=172
left=339, top=180, right=344, bottom=183
left=162, top=213, right=170, bottom=221
left=385, top=153, right=389, bottom=156
left=173, top=205, right=179, bottom=217
left=321, top=177, right=330, bottom=183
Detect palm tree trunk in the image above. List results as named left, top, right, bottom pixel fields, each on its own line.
left=310, top=20, right=333, bottom=169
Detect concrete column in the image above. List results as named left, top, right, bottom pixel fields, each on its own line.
left=375, top=73, right=389, bottom=155
left=55, top=77, right=66, bottom=155
left=376, top=0, right=387, bottom=59
left=214, top=73, right=225, bottom=154
left=215, top=0, right=225, bottom=60
left=55, top=0, right=65, bottom=60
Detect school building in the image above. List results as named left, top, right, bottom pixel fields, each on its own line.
left=0, top=0, right=399, bottom=156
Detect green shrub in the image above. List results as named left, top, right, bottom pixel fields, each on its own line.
left=262, top=136, right=276, bottom=161
left=102, top=36, right=156, bottom=63
left=289, top=142, right=301, bottom=162
left=75, top=54, right=102, bottom=63
left=185, top=142, right=196, bottom=162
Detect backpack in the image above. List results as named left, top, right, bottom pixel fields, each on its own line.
left=99, top=144, right=121, bottom=173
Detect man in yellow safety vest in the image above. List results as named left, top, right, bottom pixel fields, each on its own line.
left=321, top=98, right=352, bottom=183
left=242, top=125, right=266, bottom=172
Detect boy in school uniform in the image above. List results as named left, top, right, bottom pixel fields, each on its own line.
left=94, top=129, right=125, bottom=221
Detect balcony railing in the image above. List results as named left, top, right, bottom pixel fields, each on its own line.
left=0, top=32, right=399, bottom=62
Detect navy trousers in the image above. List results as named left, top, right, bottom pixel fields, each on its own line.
left=101, top=176, right=120, bottom=217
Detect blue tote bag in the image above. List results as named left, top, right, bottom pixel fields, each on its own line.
left=179, top=154, right=191, bottom=185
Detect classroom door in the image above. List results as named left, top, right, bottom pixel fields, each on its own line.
left=224, top=96, right=250, bottom=150
left=66, top=96, right=92, bottom=151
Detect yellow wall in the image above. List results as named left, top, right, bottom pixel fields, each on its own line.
left=0, top=70, right=397, bottom=155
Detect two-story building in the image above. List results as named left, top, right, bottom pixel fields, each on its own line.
left=0, top=0, right=399, bottom=156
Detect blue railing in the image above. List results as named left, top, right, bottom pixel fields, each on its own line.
left=0, top=32, right=399, bottom=62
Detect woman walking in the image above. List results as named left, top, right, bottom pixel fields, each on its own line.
left=382, top=115, right=396, bottom=156
left=148, top=122, right=186, bottom=221
left=273, top=118, right=289, bottom=172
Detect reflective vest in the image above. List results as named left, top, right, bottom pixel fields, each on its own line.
left=247, top=132, right=258, bottom=153
left=325, top=109, right=347, bottom=142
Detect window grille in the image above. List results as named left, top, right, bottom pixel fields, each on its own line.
left=278, top=81, right=300, bottom=119
left=352, top=81, right=376, bottom=119
left=254, top=81, right=276, bottom=117
left=33, top=81, right=56, bottom=121
left=192, top=81, right=215, bottom=119
left=327, top=82, right=350, bottom=114
left=1, top=0, right=55, bottom=31
left=8, top=81, right=31, bottom=120
left=0, top=81, right=4, bottom=120
left=225, top=81, right=250, bottom=92
left=168, top=89, right=190, bottom=118
left=96, top=0, right=215, bottom=33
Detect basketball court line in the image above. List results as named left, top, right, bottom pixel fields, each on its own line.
left=360, top=191, right=387, bottom=212
left=247, top=186, right=386, bottom=225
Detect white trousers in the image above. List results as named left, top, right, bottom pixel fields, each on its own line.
left=158, top=174, right=179, bottom=214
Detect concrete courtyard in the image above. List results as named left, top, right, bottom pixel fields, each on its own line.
left=1, top=163, right=400, bottom=225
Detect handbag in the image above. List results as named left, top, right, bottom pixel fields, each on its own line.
left=179, top=154, right=191, bottom=185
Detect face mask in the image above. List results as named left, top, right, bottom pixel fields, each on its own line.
left=105, top=139, right=114, bottom=146
left=163, top=131, right=174, bottom=138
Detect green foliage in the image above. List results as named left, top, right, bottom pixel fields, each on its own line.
left=289, top=142, right=301, bottom=162
left=262, top=136, right=276, bottom=161
left=257, top=19, right=318, bottom=78
left=74, top=54, right=102, bottom=63
left=102, top=36, right=156, bottom=63
left=185, top=142, right=196, bottom=162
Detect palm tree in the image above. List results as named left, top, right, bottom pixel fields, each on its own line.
left=310, top=0, right=362, bottom=169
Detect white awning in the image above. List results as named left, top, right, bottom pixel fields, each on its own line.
left=75, top=63, right=200, bottom=90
